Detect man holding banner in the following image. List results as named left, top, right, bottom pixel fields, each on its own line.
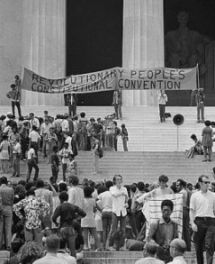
left=7, top=84, right=22, bottom=118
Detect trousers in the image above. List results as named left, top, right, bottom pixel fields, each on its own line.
left=107, top=213, right=126, bottom=247
left=197, top=102, right=204, bottom=121
left=11, top=101, right=21, bottom=118
left=0, top=206, right=13, bottom=249
left=159, top=104, right=166, bottom=122
left=194, top=217, right=215, bottom=264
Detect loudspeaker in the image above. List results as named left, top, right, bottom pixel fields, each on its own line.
left=173, top=114, right=184, bottom=126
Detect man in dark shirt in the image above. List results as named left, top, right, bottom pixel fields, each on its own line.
left=113, top=121, right=121, bottom=151
left=7, top=84, right=22, bottom=118
left=147, top=199, right=178, bottom=263
left=50, top=146, right=60, bottom=183
left=52, top=191, right=86, bottom=257
left=196, top=88, right=205, bottom=123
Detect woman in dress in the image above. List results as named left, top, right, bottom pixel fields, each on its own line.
left=202, top=120, right=213, bottom=162
left=0, top=134, right=10, bottom=173
left=81, top=186, right=100, bottom=250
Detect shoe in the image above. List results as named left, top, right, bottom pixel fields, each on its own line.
left=208, top=159, right=212, bottom=162
left=202, top=159, right=207, bottom=162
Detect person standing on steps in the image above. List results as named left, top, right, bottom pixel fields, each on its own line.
left=190, top=175, right=215, bottom=264
left=196, top=88, right=205, bottom=123
left=202, top=120, right=213, bottom=162
left=158, top=90, right=168, bottom=123
left=112, top=87, right=122, bottom=120
left=7, top=84, right=22, bottom=118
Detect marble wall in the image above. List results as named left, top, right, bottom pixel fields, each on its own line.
left=0, top=0, right=23, bottom=105
left=0, top=0, right=66, bottom=106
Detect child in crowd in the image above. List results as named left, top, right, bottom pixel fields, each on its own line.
left=68, top=153, right=77, bottom=177
left=12, top=138, right=21, bottom=177
left=121, top=124, right=128, bottom=151
left=81, top=186, right=100, bottom=250
left=50, top=146, right=60, bottom=183
left=59, top=142, right=72, bottom=181
left=0, top=134, right=10, bottom=173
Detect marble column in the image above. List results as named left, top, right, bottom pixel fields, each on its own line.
left=21, top=0, right=66, bottom=106
left=122, top=0, right=164, bottom=106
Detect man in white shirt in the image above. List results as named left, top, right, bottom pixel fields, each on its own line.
left=168, top=238, right=187, bottom=264
left=190, top=175, right=215, bottom=264
left=106, top=175, right=128, bottom=249
left=40, top=118, right=51, bottom=158
left=27, top=144, right=39, bottom=182
left=158, top=90, right=168, bottom=123
left=12, top=138, right=21, bottom=177
left=33, top=234, right=67, bottom=264
left=29, top=125, right=41, bottom=163
left=29, top=113, right=40, bottom=131
left=97, top=180, right=113, bottom=249
left=61, top=114, right=69, bottom=134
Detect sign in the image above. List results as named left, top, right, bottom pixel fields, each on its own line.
left=21, top=66, right=197, bottom=94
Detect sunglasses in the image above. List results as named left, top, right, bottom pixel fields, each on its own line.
left=201, top=181, right=210, bottom=184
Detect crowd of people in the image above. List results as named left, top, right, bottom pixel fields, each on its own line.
left=0, top=172, right=213, bottom=264
left=0, top=77, right=214, bottom=264
left=0, top=109, right=129, bottom=180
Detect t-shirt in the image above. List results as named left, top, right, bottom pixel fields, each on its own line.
left=27, top=148, right=36, bottom=160
left=97, top=191, right=112, bottom=212
left=29, top=130, right=40, bottom=143
left=110, top=185, right=128, bottom=217
left=13, top=142, right=21, bottom=154
left=190, top=190, right=215, bottom=218
left=59, top=148, right=72, bottom=164
left=68, top=186, right=84, bottom=209
left=61, top=120, right=69, bottom=132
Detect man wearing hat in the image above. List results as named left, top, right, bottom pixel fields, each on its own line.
left=196, top=88, right=205, bottom=123
left=7, top=84, right=22, bottom=118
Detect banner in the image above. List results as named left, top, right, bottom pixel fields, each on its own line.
left=21, top=66, right=197, bottom=94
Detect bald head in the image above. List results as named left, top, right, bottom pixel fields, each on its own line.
left=170, top=238, right=187, bottom=257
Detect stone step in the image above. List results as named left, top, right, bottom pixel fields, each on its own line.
left=6, top=151, right=215, bottom=185
left=0, top=105, right=214, bottom=152
left=83, top=251, right=199, bottom=264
